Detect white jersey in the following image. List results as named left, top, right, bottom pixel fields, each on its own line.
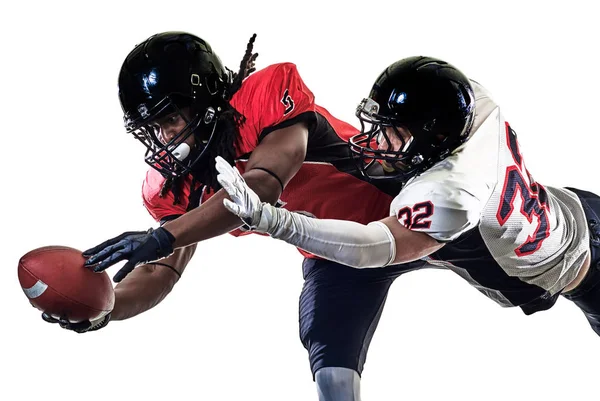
left=390, top=81, right=590, bottom=309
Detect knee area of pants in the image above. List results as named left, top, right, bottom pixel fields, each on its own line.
left=316, top=367, right=357, bottom=386
left=315, top=368, right=361, bottom=401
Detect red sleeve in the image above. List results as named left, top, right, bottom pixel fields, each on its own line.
left=231, top=63, right=317, bottom=155
left=142, top=168, right=187, bottom=223
left=258, top=63, right=316, bottom=133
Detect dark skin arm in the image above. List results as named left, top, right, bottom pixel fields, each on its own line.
left=110, top=244, right=196, bottom=320
left=164, top=122, right=308, bottom=248
left=109, top=122, right=308, bottom=320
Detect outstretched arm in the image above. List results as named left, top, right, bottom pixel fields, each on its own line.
left=98, top=123, right=307, bottom=320
left=111, top=244, right=196, bottom=321
left=82, top=122, right=308, bottom=282
left=42, top=244, right=198, bottom=332
left=164, top=122, right=308, bottom=248
left=216, top=158, right=443, bottom=268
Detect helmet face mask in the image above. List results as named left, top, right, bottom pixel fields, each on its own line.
left=125, top=94, right=220, bottom=178
left=352, top=97, right=426, bottom=181
left=118, top=32, right=231, bottom=179
left=349, top=56, right=475, bottom=184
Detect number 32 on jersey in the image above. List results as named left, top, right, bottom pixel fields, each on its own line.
left=396, top=202, right=434, bottom=229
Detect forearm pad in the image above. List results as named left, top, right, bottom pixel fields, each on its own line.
left=259, top=204, right=396, bottom=268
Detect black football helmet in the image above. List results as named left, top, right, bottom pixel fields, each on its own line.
left=349, top=56, right=475, bottom=183
left=118, top=31, right=232, bottom=178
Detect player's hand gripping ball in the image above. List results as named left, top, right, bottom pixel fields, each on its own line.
left=18, top=246, right=114, bottom=331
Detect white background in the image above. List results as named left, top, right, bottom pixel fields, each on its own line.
left=2, top=1, right=599, bottom=400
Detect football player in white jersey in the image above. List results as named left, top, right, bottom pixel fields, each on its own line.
left=216, top=56, right=600, bottom=335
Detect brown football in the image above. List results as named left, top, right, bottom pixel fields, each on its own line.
left=18, top=246, right=114, bottom=322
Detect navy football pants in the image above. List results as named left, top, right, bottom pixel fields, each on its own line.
left=298, top=258, right=425, bottom=377
left=299, top=188, right=600, bottom=379
left=562, top=188, right=600, bottom=336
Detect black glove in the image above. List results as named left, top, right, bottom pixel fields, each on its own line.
left=83, top=227, right=176, bottom=282
left=41, top=312, right=111, bottom=334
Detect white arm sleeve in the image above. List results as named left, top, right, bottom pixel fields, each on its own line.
left=259, top=204, right=396, bottom=268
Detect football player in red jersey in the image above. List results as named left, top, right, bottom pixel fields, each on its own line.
left=44, top=32, right=422, bottom=401
left=217, top=56, right=600, bottom=338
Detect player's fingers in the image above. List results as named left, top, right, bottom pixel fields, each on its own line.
left=82, top=232, right=138, bottom=257
left=216, top=160, right=241, bottom=189
left=70, top=320, right=92, bottom=333
left=113, top=261, right=136, bottom=283
left=238, top=179, right=256, bottom=202
left=215, top=156, right=230, bottom=174
left=215, top=159, right=249, bottom=204
left=83, top=241, right=114, bottom=257
left=223, top=199, right=243, bottom=217
left=215, top=157, right=239, bottom=184
left=41, top=312, right=59, bottom=324
left=232, top=165, right=245, bottom=183
left=85, top=240, right=129, bottom=267
left=83, top=243, right=110, bottom=258
left=218, top=165, right=237, bottom=187
left=221, top=181, right=243, bottom=206
left=92, top=249, right=129, bottom=273
left=218, top=158, right=241, bottom=184
left=217, top=173, right=235, bottom=195
left=217, top=172, right=244, bottom=202
left=58, top=315, right=71, bottom=329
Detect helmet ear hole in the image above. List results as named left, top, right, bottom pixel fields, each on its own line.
left=206, top=73, right=224, bottom=96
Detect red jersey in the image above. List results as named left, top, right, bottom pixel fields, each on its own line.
left=142, top=63, right=398, bottom=258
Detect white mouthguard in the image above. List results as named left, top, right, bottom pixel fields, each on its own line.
left=170, top=143, right=191, bottom=161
